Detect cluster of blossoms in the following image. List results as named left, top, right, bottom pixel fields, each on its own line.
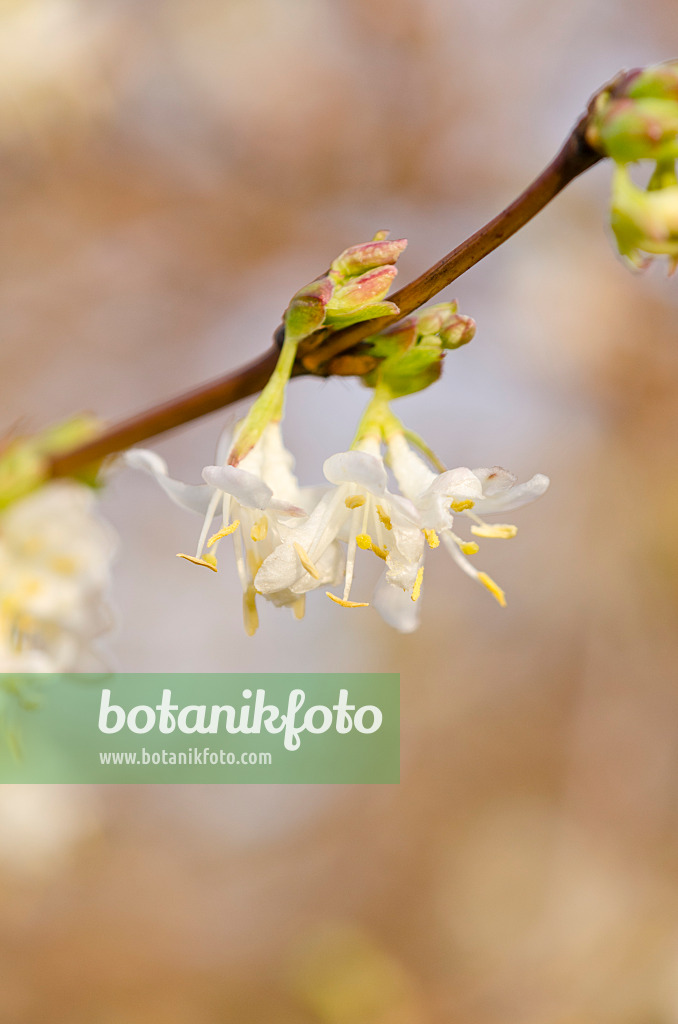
left=0, top=481, right=115, bottom=671
left=129, top=237, right=549, bottom=634
left=0, top=419, right=116, bottom=675
left=587, top=59, right=678, bottom=269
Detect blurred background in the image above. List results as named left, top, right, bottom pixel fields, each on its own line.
left=2, top=0, right=678, bottom=1020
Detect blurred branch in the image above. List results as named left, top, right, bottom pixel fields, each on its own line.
left=48, top=89, right=606, bottom=479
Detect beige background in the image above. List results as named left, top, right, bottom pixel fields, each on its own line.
left=2, top=1, right=678, bottom=1020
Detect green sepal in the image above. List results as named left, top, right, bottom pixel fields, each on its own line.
left=324, top=301, right=400, bottom=329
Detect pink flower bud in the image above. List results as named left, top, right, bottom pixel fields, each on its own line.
left=327, top=265, right=398, bottom=314
left=331, top=238, right=407, bottom=280
left=440, top=314, right=476, bottom=349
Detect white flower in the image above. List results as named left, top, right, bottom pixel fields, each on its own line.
left=255, top=437, right=424, bottom=613
left=126, top=423, right=316, bottom=634
left=0, top=481, right=116, bottom=670
left=385, top=431, right=549, bottom=623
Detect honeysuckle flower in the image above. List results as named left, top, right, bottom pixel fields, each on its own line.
left=127, top=423, right=324, bottom=635
left=386, top=430, right=549, bottom=618
left=0, top=480, right=116, bottom=670
left=255, top=438, right=424, bottom=613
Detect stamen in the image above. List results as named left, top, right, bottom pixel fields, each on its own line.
left=356, top=533, right=373, bottom=550
left=345, top=494, right=366, bottom=509
left=451, top=499, right=475, bottom=512
left=326, top=592, right=369, bottom=608
left=250, top=516, right=269, bottom=542
left=459, top=541, right=479, bottom=555
left=243, top=586, right=259, bottom=636
left=376, top=504, right=392, bottom=530
left=477, top=571, right=506, bottom=607
left=293, top=595, right=306, bottom=620
left=247, top=549, right=263, bottom=576
left=207, top=519, right=240, bottom=547
left=470, top=523, right=518, bottom=540
left=294, top=542, right=320, bottom=579
left=177, top=553, right=218, bottom=572
left=423, top=529, right=440, bottom=549
left=370, top=543, right=388, bottom=561
left=411, top=566, right=424, bottom=602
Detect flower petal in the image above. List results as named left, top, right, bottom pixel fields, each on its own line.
left=124, top=449, right=215, bottom=515
left=323, top=451, right=387, bottom=494
left=473, top=473, right=550, bottom=514
left=202, top=465, right=273, bottom=510
left=373, top=576, right=421, bottom=633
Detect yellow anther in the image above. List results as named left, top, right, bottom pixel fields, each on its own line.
left=411, top=566, right=424, bottom=603
left=460, top=541, right=479, bottom=556
left=243, top=587, right=259, bottom=636
left=423, top=528, right=440, bottom=549
left=376, top=504, right=392, bottom=530
left=294, top=542, right=320, bottom=579
left=250, top=516, right=269, bottom=542
left=293, top=595, right=306, bottom=620
left=477, top=571, right=506, bottom=607
left=326, top=592, right=369, bottom=608
left=356, top=533, right=373, bottom=550
left=371, top=543, right=388, bottom=561
left=451, top=499, right=475, bottom=512
left=345, top=494, right=366, bottom=509
left=470, top=523, right=518, bottom=539
left=207, top=519, right=240, bottom=547
left=177, top=553, right=218, bottom=572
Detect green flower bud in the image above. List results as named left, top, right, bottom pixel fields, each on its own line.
left=591, top=96, right=678, bottom=164
left=362, top=301, right=476, bottom=398
left=440, top=313, right=476, bottom=349
left=626, top=61, right=678, bottom=102
left=284, top=277, right=334, bottom=342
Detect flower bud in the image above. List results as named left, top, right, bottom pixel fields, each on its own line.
left=324, top=265, right=400, bottom=327
left=440, top=313, right=476, bottom=349
left=284, top=277, right=334, bottom=341
left=626, top=61, right=678, bottom=102
left=590, top=96, right=678, bottom=163
left=330, top=236, right=408, bottom=281
left=362, top=300, right=476, bottom=397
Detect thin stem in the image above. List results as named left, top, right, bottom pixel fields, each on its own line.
left=227, top=332, right=299, bottom=464
left=48, top=100, right=604, bottom=480
left=300, top=111, right=602, bottom=372
left=48, top=347, right=279, bottom=478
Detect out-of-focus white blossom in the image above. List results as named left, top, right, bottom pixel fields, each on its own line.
left=0, top=480, right=116, bottom=671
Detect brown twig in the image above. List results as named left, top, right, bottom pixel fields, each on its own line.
left=300, top=107, right=602, bottom=372
left=49, top=348, right=279, bottom=478
left=48, top=95, right=605, bottom=480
